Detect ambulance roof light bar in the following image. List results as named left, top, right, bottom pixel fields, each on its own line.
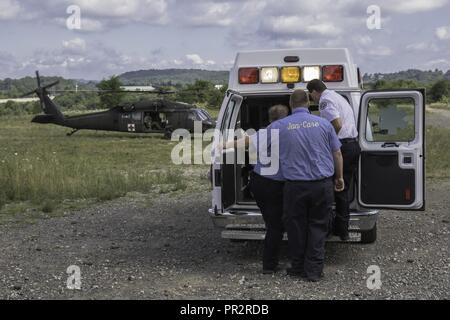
left=238, top=65, right=344, bottom=84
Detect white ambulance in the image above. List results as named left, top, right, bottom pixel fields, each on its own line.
left=209, top=48, right=425, bottom=243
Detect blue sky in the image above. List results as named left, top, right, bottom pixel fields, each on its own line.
left=0, top=0, right=449, bottom=80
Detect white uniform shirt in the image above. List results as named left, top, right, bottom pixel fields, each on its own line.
left=319, top=89, right=358, bottom=139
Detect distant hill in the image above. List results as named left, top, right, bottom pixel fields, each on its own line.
left=4, top=68, right=450, bottom=98
left=0, top=76, right=97, bottom=98
left=119, top=69, right=229, bottom=86
left=363, top=69, right=450, bottom=84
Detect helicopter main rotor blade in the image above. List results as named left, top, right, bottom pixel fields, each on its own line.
left=20, top=90, right=37, bottom=98
left=47, top=90, right=175, bottom=94
left=36, top=70, right=41, bottom=88
left=43, top=80, right=60, bottom=90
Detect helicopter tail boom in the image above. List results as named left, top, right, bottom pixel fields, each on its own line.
left=31, top=114, right=59, bottom=124
left=29, top=71, right=65, bottom=124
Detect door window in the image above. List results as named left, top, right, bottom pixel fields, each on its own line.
left=366, top=97, right=415, bottom=142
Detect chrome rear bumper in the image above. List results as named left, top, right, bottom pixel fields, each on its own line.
left=208, top=208, right=379, bottom=241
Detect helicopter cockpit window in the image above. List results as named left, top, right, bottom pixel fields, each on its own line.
left=122, top=104, right=135, bottom=112
left=198, top=109, right=211, bottom=119
left=195, top=110, right=208, bottom=121
left=188, top=112, right=197, bottom=121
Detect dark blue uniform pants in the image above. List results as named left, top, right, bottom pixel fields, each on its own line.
left=334, top=140, right=361, bottom=234
left=250, top=172, right=285, bottom=270
left=284, top=178, right=334, bottom=278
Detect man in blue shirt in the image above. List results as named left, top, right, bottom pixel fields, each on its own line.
left=272, top=90, right=344, bottom=281
left=222, top=104, right=290, bottom=274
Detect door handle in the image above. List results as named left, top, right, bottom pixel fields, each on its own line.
left=381, top=142, right=399, bottom=148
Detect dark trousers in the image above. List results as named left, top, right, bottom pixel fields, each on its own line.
left=284, top=178, right=334, bottom=278
left=334, top=140, right=361, bottom=234
left=250, top=172, right=285, bottom=270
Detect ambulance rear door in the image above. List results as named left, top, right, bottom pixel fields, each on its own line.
left=357, top=89, right=425, bottom=210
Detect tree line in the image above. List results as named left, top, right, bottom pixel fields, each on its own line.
left=365, top=79, right=450, bottom=103
left=2, top=75, right=450, bottom=117
left=0, top=76, right=228, bottom=116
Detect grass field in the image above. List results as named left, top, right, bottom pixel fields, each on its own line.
left=0, top=115, right=212, bottom=222
left=0, top=111, right=449, bottom=222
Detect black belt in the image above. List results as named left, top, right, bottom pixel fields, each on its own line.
left=286, top=177, right=332, bottom=183
left=340, top=138, right=358, bottom=144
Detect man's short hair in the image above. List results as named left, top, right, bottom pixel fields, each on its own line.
left=268, top=104, right=289, bottom=122
left=306, top=79, right=327, bottom=93
left=289, top=90, right=309, bottom=109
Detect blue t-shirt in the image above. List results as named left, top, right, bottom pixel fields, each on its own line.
left=271, top=107, right=341, bottom=181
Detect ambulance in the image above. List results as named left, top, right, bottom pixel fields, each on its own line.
left=209, top=48, right=425, bottom=243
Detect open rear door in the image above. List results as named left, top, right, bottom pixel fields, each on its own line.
left=212, top=93, right=243, bottom=210
left=358, top=89, right=425, bottom=210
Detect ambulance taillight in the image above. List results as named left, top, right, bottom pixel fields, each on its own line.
left=322, top=65, right=344, bottom=82
left=238, top=68, right=259, bottom=84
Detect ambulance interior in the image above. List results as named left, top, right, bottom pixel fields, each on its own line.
left=232, top=93, right=354, bottom=206
left=235, top=95, right=291, bottom=204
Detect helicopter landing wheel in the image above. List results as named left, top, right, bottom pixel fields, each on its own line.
left=67, top=129, right=79, bottom=136
left=164, top=128, right=174, bottom=140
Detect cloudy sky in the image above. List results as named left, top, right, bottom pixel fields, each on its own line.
left=0, top=0, right=449, bottom=80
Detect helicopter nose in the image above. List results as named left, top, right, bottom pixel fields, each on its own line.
left=203, top=120, right=215, bottom=129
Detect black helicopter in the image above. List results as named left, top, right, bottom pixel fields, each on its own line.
left=24, top=71, right=216, bottom=138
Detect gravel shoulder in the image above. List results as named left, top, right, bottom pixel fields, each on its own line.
left=0, top=179, right=449, bottom=300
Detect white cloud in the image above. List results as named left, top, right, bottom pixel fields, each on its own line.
left=62, top=38, right=86, bottom=53
left=261, top=15, right=341, bottom=37
left=423, top=58, right=450, bottom=68
left=406, top=42, right=439, bottom=51
left=0, top=51, right=18, bottom=78
left=357, top=46, right=393, bottom=57
left=279, top=39, right=310, bottom=48
left=384, top=0, right=449, bottom=14
left=436, top=26, right=450, bottom=40
left=0, top=0, right=21, bottom=20
left=79, top=18, right=105, bottom=32
left=73, top=0, right=169, bottom=20
left=182, top=2, right=233, bottom=27
left=5, top=0, right=169, bottom=32
left=355, top=35, right=372, bottom=46
left=186, top=54, right=204, bottom=65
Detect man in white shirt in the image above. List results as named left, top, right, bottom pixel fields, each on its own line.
left=307, top=79, right=361, bottom=241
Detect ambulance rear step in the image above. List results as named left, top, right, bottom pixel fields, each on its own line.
left=221, top=224, right=362, bottom=242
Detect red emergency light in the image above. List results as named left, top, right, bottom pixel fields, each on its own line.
left=322, top=65, right=344, bottom=82
left=239, top=67, right=259, bottom=84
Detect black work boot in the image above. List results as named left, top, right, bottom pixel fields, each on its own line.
left=333, top=222, right=350, bottom=241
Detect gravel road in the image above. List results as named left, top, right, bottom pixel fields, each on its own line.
left=0, top=177, right=449, bottom=300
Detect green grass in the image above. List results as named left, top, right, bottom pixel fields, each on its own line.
left=426, top=126, right=450, bottom=178
left=0, top=115, right=211, bottom=220
left=0, top=113, right=448, bottom=221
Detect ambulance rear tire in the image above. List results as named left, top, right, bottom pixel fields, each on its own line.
left=360, top=224, right=377, bottom=244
